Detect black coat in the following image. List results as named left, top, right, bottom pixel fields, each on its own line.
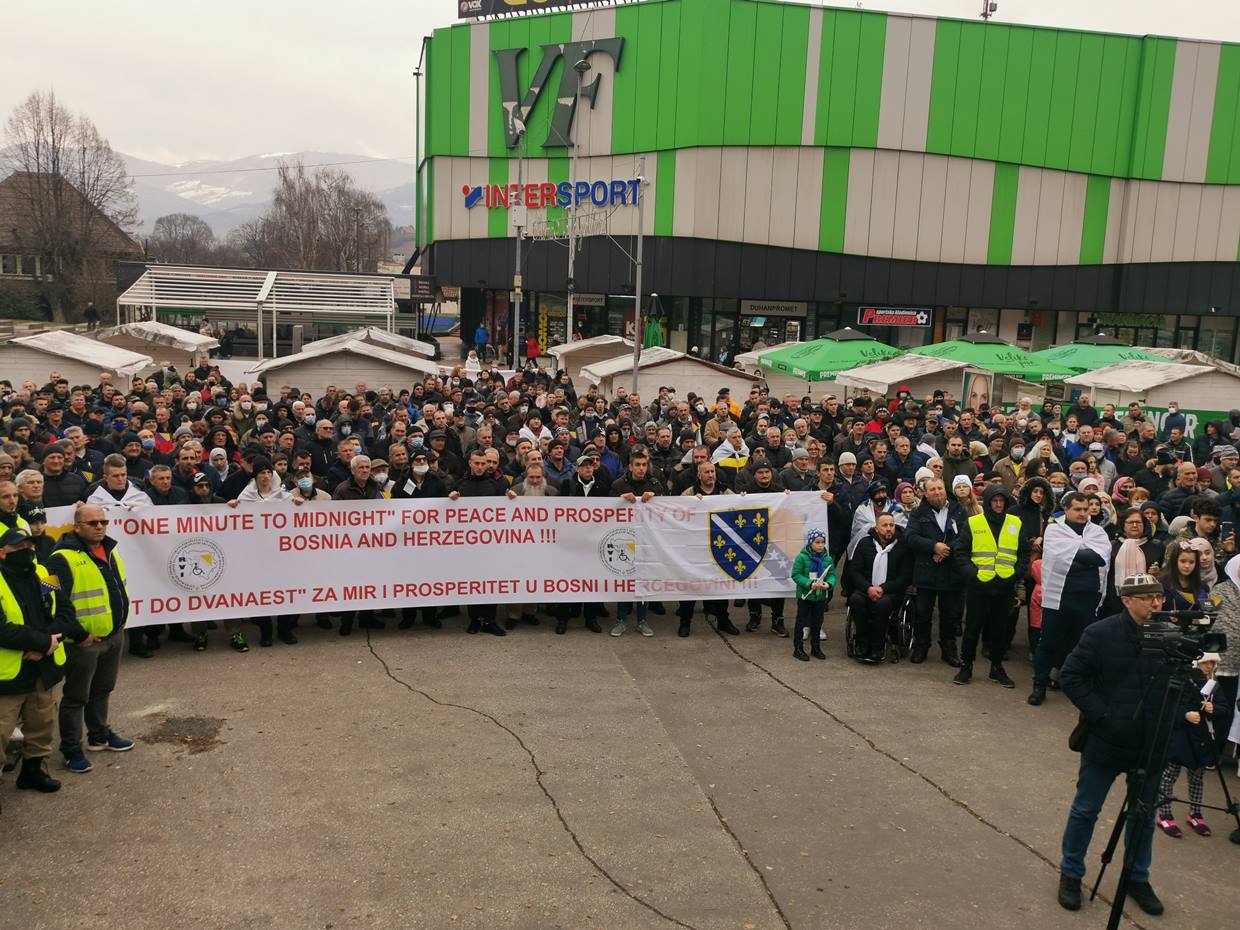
left=903, top=500, right=964, bottom=590
left=1060, top=610, right=1167, bottom=772
left=845, top=529, right=913, bottom=601
left=950, top=487, right=1033, bottom=590
left=1166, top=668, right=1217, bottom=769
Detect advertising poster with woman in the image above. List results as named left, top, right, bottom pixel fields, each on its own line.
left=962, top=370, right=994, bottom=411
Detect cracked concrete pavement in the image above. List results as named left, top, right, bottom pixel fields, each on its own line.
left=2, top=609, right=1237, bottom=930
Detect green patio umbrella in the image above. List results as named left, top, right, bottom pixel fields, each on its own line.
left=757, top=328, right=901, bottom=381
left=1031, top=334, right=1171, bottom=375
left=909, top=333, right=1075, bottom=382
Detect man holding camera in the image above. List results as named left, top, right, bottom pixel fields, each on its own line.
left=1055, top=573, right=1168, bottom=916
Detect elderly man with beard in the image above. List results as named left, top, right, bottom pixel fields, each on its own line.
left=846, top=513, right=913, bottom=664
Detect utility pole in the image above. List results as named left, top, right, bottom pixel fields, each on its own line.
left=353, top=207, right=362, bottom=272
left=512, top=132, right=526, bottom=371
left=980, top=0, right=998, bottom=19
left=567, top=59, right=591, bottom=338
left=629, top=156, right=647, bottom=392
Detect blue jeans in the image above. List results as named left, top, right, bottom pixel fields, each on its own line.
left=1060, top=756, right=1157, bottom=884
left=617, top=602, right=647, bottom=623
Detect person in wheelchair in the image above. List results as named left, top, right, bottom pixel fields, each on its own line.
left=845, top=512, right=913, bottom=664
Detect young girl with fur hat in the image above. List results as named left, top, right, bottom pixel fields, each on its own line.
left=1157, top=653, right=1219, bottom=837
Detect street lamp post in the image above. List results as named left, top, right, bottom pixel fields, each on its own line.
left=567, top=58, right=591, bottom=344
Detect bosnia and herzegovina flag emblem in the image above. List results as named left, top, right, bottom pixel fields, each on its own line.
left=708, top=508, right=770, bottom=582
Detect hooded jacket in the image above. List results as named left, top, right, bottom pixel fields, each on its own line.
left=791, top=544, right=836, bottom=601
left=1013, top=477, right=1054, bottom=543
left=951, top=484, right=1032, bottom=588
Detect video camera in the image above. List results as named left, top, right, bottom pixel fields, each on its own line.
left=1140, top=607, right=1227, bottom=662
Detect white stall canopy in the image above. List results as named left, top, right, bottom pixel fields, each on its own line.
left=6, top=330, right=152, bottom=380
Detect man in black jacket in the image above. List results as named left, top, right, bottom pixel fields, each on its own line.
left=903, top=478, right=964, bottom=666
left=951, top=484, right=1031, bottom=688
left=0, top=527, right=72, bottom=803
left=845, top=514, right=912, bottom=664
left=40, top=445, right=87, bottom=507
left=1054, top=573, right=1167, bottom=917
left=449, top=450, right=507, bottom=636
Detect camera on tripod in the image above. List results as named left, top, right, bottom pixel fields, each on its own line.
left=1140, top=607, right=1227, bottom=662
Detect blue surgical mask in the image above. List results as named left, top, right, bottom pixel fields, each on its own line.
left=141, top=438, right=156, bottom=450
left=412, top=437, right=424, bottom=448
left=303, top=414, right=316, bottom=425
left=297, top=477, right=314, bottom=493
left=340, top=426, right=351, bottom=437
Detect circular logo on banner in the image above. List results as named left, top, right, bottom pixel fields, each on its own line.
left=167, top=538, right=226, bottom=592
left=598, top=529, right=636, bottom=577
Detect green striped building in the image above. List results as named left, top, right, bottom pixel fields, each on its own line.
left=418, top=0, right=1240, bottom=361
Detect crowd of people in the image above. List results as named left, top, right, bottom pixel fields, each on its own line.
left=2, top=349, right=1239, bottom=913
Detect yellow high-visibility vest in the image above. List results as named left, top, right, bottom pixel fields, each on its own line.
left=58, top=548, right=127, bottom=639
left=968, top=511, right=1022, bottom=582
left=0, top=565, right=65, bottom=681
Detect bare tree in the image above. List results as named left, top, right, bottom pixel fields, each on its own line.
left=1, top=90, right=138, bottom=321
left=148, top=212, right=216, bottom=264
left=249, top=159, right=390, bottom=272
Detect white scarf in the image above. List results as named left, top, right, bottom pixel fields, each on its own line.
left=1041, top=518, right=1111, bottom=611
left=871, top=537, right=897, bottom=587
left=933, top=504, right=950, bottom=533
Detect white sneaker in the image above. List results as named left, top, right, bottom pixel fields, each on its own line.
left=610, top=621, right=626, bottom=637
left=637, top=620, right=654, bottom=637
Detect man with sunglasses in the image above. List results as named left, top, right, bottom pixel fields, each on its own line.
left=47, top=503, right=134, bottom=774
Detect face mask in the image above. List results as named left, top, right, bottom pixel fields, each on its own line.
left=217, top=398, right=228, bottom=407
left=413, top=464, right=429, bottom=476
left=141, top=438, right=156, bottom=451
left=339, top=426, right=351, bottom=437
left=304, top=414, right=316, bottom=425
left=6, top=549, right=35, bottom=571
left=186, top=404, right=199, bottom=412
left=241, top=402, right=252, bottom=411
left=1010, top=448, right=1024, bottom=461
left=255, top=419, right=268, bottom=430
left=257, top=402, right=268, bottom=411
left=412, top=437, right=424, bottom=448
left=1053, top=486, right=1066, bottom=497
left=373, top=471, right=388, bottom=485
left=519, top=406, right=529, bottom=415
left=297, top=477, right=315, bottom=493
left=443, top=403, right=454, bottom=415
left=695, top=405, right=706, bottom=414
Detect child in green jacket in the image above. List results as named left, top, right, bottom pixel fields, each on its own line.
left=791, top=529, right=836, bottom=662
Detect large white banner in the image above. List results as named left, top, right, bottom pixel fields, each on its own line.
left=45, top=493, right=828, bottom=627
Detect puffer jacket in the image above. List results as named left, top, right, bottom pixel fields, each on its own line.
left=1061, top=609, right=1169, bottom=772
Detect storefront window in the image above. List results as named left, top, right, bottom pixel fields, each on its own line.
left=1198, top=313, right=1237, bottom=361
left=535, top=293, right=568, bottom=351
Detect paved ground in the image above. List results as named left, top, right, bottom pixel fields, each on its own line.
left=4, top=607, right=1238, bottom=930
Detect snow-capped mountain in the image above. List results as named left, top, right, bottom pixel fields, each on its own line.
left=121, top=151, right=416, bottom=235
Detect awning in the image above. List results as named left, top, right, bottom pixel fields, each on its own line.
left=304, top=326, right=434, bottom=358
left=96, top=320, right=220, bottom=354
left=546, top=334, right=634, bottom=359
left=9, top=330, right=152, bottom=379
left=833, top=354, right=966, bottom=393
left=1063, top=360, right=1214, bottom=393
left=246, top=339, right=442, bottom=378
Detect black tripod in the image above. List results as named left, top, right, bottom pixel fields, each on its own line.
left=1089, top=661, right=1240, bottom=929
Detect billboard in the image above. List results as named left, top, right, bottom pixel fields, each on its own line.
left=458, top=0, right=598, bottom=18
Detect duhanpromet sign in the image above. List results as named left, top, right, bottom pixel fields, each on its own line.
left=458, top=0, right=599, bottom=19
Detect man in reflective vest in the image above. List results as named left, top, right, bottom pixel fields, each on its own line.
left=47, top=503, right=133, bottom=775
left=950, top=484, right=1031, bottom=688
left=0, top=525, right=70, bottom=808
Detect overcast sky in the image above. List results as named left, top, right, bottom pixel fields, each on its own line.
left=5, top=0, right=1240, bottom=166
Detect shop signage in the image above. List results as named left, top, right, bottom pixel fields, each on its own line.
left=573, top=293, right=606, bottom=306
left=459, top=0, right=598, bottom=20
left=740, top=300, right=807, bottom=318
left=858, top=306, right=932, bottom=327
left=463, top=179, right=640, bottom=210
left=392, top=275, right=436, bottom=301
left=495, top=38, right=625, bottom=149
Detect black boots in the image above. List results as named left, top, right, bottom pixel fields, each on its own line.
left=810, top=644, right=826, bottom=660
left=554, top=617, right=568, bottom=635
left=16, top=757, right=61, bottom=793
left=771, top=619, right=788, bottom=638
left=1127, top=882, right=1164, bottom=916
left=716, top=616, right=741, bottom=635
left=953, top=662, right=973, bottom=685
left=1057, top=875, right=1081, bottom=911
left=1028, top=682, right=1047, bottom=705
left=941, top=641, right=962, bottom=667
left=793, top=645, right=810, bottom=662
left=909, top=643, right=929, bottom=664
left=746, top=615, right=761, bottom=632
left=989, top=664, right=1015, bottom=689
left=677, top=619, right=691, bottom=637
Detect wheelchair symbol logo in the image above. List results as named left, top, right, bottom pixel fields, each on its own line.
left=598, top=529, right=636, bottom=577
left=167, top=538, right=226, bottom=592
